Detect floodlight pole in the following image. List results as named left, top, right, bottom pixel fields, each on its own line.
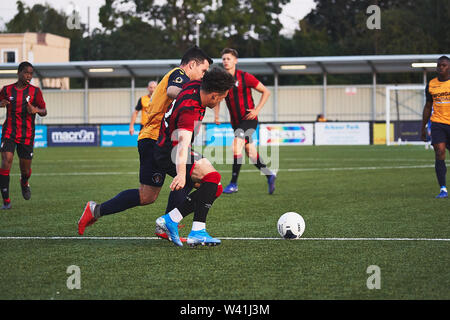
left=195, top=19, right=202, bottom=47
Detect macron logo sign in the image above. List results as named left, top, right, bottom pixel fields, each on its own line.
left=49, top=127, right=98, bottom=146
left=52, top=130, right=95, bottom=143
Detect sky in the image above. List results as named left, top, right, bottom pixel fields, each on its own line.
left=0, top=0, right=316, bottom=36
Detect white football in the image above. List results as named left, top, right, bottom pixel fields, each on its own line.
left=277, top=212, right=305, bottom=239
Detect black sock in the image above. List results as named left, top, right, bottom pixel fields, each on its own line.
left=435, top=159, right=447, bottom=188
left=21, top=169, right=31, bottom=186
left=192, top=182, right=218, bottom=223
left=252, top=153, right=273, bottom=177
left=176, top=190, right=199, bottom=218
left=165, top=185, right=192, bottom=214
left=0, top=170, right=10, bottom=204
left=231, top=155, right=242, bottom=184
left=99, top=189, right=141, bottom=217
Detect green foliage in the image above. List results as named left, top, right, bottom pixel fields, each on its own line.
left=3, top=0, right=448, bottom=85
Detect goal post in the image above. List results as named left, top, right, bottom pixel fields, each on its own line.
left=385, top=85, right=425, bottom=146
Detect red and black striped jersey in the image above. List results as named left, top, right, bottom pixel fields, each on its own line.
left=157, top=80, right=205, bottom=153
left=224, top=69, right=260, bottom=127
left=0, top=83, right=46, bottom=145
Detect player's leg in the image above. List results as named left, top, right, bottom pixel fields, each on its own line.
left=223, top=133, right=245, bottom=193
left=78, top=138, right=163, bottom=235
left=17, top=143, right=34, bottom=200
left=157, top=157, right=223, bottom=247
left=187, top=158, right=223, bottom=246
left=0, top=140, right=16, bottom=209
left=244, top=141, right=276, bottom=194
left=431, top=122, right=448, bottom=198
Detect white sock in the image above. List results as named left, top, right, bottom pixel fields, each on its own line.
left=440, top=186, right=448, bottom=192
left=192, top=221, right=205, bottom=231
left=168, top=208, right=183, bottom=223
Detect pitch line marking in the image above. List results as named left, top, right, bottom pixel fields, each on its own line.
left=0, top=236, right=448, bottom=241
left=7, top=164, right=435, bottom=176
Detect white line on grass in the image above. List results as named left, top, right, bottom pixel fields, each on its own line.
left=7, top=164, right=435, bottom=176
left=0, top=236, right=449, bottom=241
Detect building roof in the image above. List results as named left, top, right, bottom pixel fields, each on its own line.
left=0, top=54, right=447, bottom=79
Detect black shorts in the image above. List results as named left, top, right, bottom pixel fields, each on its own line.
left=233, top=119, right=258, bottom=144
left=0, top=139, right=34, bottom=159
left=139, top=138, right=203, bottom=187
left=430, top=122, right=450, bottom=145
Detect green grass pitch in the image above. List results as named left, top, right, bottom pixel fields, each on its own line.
left=0, top=145, right=448, bottom=300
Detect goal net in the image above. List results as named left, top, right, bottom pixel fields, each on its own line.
left=385, top=85, right=426, bottom=146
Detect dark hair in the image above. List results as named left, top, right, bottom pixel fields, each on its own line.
left=201, top=67, right=235, bottom=94
left=18, top=61, right=33, bottom=72
left=438, top=55, right=449, bottom=62
left=221, top=48, right=238, bottom=58
left=180, top=46, right=213, bottom=66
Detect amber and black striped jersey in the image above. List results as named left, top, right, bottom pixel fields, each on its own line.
left=426, top=77, right=450, bottom=125
left=135, top=95, right=151, bottom=125
left=138, top=67, right=190, bottom=141
left=0, top=83, right=46, bottom=145
left=224, top=69, right=260, bottom=127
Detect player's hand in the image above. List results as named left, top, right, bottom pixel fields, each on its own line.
left=26, top=101, right=37, bottom=114
left=215, top=118, right=221, bottom=125
left=0, top=99, right=10, bottom=107
left=129, top=127, right=134, bottom=135
left=421, top=128, right=428, bottom=142
left=170, top=174, right=186, bottom=191
left=244, top=110, right=258, bottom=120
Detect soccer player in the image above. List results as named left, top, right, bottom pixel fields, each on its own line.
left=421, top=55, right=450, bottom=198
left=214, top=48, right=276, bottom=194
left=0, top=61, right=47, bottom=209
left=79, top=67, right=235, bottom=247
left=78, top=46, right=213, bottom=238
left=129, top=80, right=157, bottom=135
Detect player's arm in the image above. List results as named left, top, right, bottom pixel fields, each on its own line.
left=129, top=110, right=139, bottom=135
left=170, top=129, right=193, bottom=191
left=244, top=82, right=270, bottom=120
left=167, top=69, right=189, bottom=99
left=421, top=101, right=433, bottom=141
left=0, top=87, right=10, bottom=107
left=27, top=89, right=47, bottom=116
left=421, top=84, right=433, bottom=141
left=167, top=86, right=182, bottom=99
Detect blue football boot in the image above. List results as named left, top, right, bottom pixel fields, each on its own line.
left=155, top=214, right=183, bottom=247
left=223, top=183, right=238, bottom=194
left=187, top=229, right=221, bottom=247
left=436, top=189, right=448, bottom=199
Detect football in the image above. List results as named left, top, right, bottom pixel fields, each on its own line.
left=277, top=212, right=305, bottom=239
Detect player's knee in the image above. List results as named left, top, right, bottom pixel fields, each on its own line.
left=139, top=189, right=158, bottom=205
left=201, top=171, right=221, bottom=184
left=201, top=171, right=223, bottom=198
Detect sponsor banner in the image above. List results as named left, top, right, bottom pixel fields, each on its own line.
left=48, top=126, right=99, bottom=146
left=395, top=121, right=422, bottom=142
left=205, top=123, right=258, bottom=146
left=315, top=122, right=370, bottom=145
left=34, top=125, right=47, bottom=148
left=259, top=123, right=313, bottom=146
left=0, top=125, right=47, bottom=148
left=373, top=123, right=394, bottom=145
left=101, top=124, right=140, bottom=147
